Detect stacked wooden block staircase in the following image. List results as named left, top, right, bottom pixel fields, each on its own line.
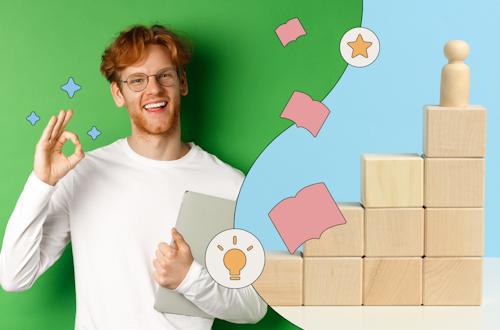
left=252, top=40, right=486, bottom=307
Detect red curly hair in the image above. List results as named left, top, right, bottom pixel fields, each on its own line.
left=100, top=24, right=195, bottom=87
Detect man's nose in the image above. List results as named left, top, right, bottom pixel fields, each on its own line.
left=146, top=75, right=164, bottom=94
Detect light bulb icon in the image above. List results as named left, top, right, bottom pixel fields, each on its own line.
left=206, top=229, right=264, bottom=289
left=224, top=249, right=246, bottom=280
left=218, top=235, right=253, bottom=280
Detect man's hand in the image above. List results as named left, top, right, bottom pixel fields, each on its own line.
left=153, top=228, right=194, bottom=290
left=34, top=109, right=84, bottom=186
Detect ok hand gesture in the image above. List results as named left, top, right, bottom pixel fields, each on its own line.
left=34, top=109, right=85, bottom=186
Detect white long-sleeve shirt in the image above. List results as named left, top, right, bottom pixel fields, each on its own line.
left=0, top=138, right=267, bottom=330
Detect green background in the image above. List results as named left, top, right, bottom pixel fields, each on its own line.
left=0, top=0, right=362, bottom=328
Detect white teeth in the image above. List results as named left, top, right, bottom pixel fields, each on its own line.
left=144, top=102, right=166, bottom=109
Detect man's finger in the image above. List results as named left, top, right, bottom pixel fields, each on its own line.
left=171, top=228, right=190, bottom=252
left=67, top=143, right=85, bottom=170
left=158, top=242, right=175, bottom=256
left=153, top=258, right=166, bottom=275
left=56, top=109, right=73, bottom=140
left=40, top=115, right=58, bottom=143
left=56, top=130, right=80, bottom=151
left=50, top=110, right=66, bottom=142
left=60, top=129, right=85, bottom=170
left=152, top=270, right=160, bottom=283
left=155, top=249, right=166, bottom=268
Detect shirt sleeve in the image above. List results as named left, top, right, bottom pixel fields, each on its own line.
left=173, top=260, right=268, bottom=324
left=0, top=171, right=72, bottom=292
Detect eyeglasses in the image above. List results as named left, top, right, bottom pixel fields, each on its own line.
left=119, top=67, right=179, bottom=92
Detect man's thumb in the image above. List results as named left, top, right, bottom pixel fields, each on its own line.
left=172, top=228, right=189, bottom=251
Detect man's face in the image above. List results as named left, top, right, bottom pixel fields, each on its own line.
left=111, top=44, right=188, bottom=136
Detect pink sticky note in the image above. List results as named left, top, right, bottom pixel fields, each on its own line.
left=275, top=18, right=307, bottom=47
left=268, top=183, right=346, bottom=254
left=280, top=91, right=330, bottom=137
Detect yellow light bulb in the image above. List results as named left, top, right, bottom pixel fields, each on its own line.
left=223, top=249, right=246, bottom=280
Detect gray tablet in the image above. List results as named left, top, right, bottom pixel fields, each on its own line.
left=154, top=190, right=236, bottom=318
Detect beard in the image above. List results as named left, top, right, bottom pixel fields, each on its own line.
left=125, top=97, right=181, bottom=137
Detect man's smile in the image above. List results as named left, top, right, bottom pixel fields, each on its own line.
left=143, top=99, right=168, bottom=113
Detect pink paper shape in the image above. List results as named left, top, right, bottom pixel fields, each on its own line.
left=268, top=183, right=346, bottom=254
left=280, top=91, right=330, bottom=137
left=275, top=18, right=307, bottom=47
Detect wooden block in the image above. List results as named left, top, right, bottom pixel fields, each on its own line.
left=423, top=105, right=486, bottom=157
left=423, top=257, right=482, bottom=305
left=303, top=257, right=362, bottom=306
left=361, top=154, right=423, bottom=207
left=363, top=257, right=422, bottom=305
left=425, top=208, right=484, bottom=257
left=303, top=202, right=364, bottom=257
left=365, top=208, right=424, bottom=257
left=424, top=157, right=485, bottom=207
left=252, top=250, right=302, bottom=306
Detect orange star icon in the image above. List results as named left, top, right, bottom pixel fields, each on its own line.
left=347, top=34, right=372, bottom=58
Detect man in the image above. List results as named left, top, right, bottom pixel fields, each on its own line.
left=0, top=24, right=267, bottom=329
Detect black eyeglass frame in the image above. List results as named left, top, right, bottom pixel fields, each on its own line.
left=119, top=67, right=180, bottom=92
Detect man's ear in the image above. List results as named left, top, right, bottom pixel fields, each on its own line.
left=180, top=71, right=188, bottom=96
left=111, top=82, right=125, bottom=107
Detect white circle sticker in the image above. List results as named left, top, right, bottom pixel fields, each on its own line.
left=340, top=27, right=380, bottom=67
left=205, top=229, right=265, bottom=289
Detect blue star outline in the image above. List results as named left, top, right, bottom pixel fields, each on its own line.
left=61, top=77, right=82, bottom=98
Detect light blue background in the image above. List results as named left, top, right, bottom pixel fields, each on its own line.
left=235, top=0, right=500, bottom=257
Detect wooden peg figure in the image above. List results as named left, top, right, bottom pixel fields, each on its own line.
left=440, top=40, right=470, bottom=107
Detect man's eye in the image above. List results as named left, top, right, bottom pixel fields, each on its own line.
left=132, top=79, right=144, bottom=84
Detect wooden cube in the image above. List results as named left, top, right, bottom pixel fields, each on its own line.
left=423, top=257, right=482, bottom=305
left=363, top=257, right=422, bottom=305
left=425, top=208, right=484, bottom=257
left=303, top=257, right=362, bottom=305
left=365, top=208, right=424, bottom=257
left=252, top=250, right=302, bottom=306
left=303, top=202, right=364, bottom=257
left=423, top=105, right=487, bottom=158
left=361, top=154, right=423, bottom=207
left=424, top=157, right=485, bottom=207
